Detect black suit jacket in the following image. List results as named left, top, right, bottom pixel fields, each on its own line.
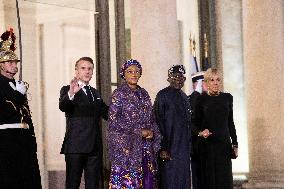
left=59, top=85, right=108, bottom=154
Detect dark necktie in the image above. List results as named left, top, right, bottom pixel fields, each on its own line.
left=84, top=85, right=93, bottom=102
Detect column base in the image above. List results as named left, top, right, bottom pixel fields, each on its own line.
left=242, top=171, right=284, bottom=189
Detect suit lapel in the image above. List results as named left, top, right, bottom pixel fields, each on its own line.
left=90, top=87, right=98, bottom=100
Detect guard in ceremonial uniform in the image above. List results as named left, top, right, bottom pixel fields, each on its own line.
left=0, top=29, right=42, bottom=189
left=189, top=71, right=206, bottom=189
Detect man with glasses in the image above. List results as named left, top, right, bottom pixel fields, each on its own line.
left=154, top=65, right=192, bottom=189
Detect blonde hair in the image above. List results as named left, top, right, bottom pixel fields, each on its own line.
left=204, top=68, right=220, bottom=83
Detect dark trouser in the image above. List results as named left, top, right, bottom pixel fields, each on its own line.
left=65, top=153, right=102, bottom=189
left=191, top=154, right=201, bottom=189
left=158, top=157, right=191, bottom=189
left=0, top=129, right=42, bottom=189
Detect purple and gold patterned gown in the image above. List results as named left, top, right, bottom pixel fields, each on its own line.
left=108, top=84, right=161, bottom=189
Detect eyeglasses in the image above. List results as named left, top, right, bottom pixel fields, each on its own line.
left=126, top=70, right=141, bottom=75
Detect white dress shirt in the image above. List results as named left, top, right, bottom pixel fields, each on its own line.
left=68, top=80, right=94, bottom=101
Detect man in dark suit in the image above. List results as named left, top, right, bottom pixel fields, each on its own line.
left=189, top=71, right=206, bottom=189
left=59, top=57, right=108, bottom=189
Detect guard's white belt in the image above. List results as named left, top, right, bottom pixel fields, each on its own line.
left=0, top=123, right=29, bottom=129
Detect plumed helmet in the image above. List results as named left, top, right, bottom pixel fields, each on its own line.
left=0, top=28, right=20, bottom=63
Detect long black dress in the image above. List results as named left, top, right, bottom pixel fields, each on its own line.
left=192, top=92, right=238, bottom=189
left=154, top=86, right=192, bottom=189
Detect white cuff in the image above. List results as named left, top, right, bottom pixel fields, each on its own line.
left=68, top=92, right=75, bottom=100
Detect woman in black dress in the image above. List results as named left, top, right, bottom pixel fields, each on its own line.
left=192, top=68, right=238, bottom=189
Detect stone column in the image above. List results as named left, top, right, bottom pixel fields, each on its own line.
left=214, top=0, right=248, bottom=174
left=95, top=0, right=111, bottom=188
left=114, top=0, right=126, bottom=85
left=242, top=0, right=284, bottom=188
left=130, top=0, right=181, bottom=100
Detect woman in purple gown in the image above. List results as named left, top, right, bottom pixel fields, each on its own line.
left=108, top=59, right=161, bottom=189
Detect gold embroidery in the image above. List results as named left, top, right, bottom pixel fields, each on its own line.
left=22, top=103, right=31, bottom=117
left=5, top=100, right=17, bottom=111
left=5, top=100, right=31, bottom=124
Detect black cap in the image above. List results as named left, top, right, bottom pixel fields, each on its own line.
left=168, top=65, right=186, bottom=76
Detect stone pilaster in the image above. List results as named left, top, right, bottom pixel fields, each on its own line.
left=3, top=0, right=47, bottom=188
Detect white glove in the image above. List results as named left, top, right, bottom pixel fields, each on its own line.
left=195, top=79, right=203, bottom=94
left=9, top=81, right=27, bottom=95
